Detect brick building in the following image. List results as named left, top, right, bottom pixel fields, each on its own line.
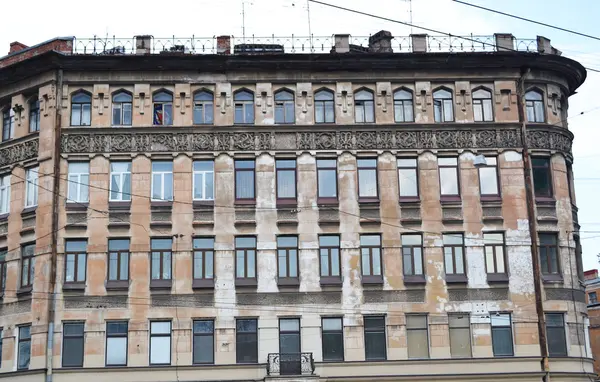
left=585, top=269, right=600, bottom=375
left=0, top=32, right=593, bottom=381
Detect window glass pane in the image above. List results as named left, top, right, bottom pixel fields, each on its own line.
left=331, top=249, right=340, bottom=276
left=151, top=321, right=171, bottom=334
left=450, top=327, right=471, bottom=357
left=236, top=172, right=255, bottom=198
left=66, top=240, right=86, bottom=252
left=320, top=250, right=329, bottom=276
left=491, top=314, right=511, bottom=326
left=526, top=91, right=543, bottom=101
left=492, top=327, right=513, bottom=356
left=277, top=171, right=296, bottom=198
left=194, top=335, right=214, bottom=363
left=77, top=253, right=86, bottom=280
left=440, top=167, right=459, bottom=195
left=280, top=319, right=300, bottom=331
left=323, top=318, right=342, bottom=331
left=534, top=102, right=544, bottom=122
left=247, top=250, right=256, bottom=278
left=107, top=337, right=127, bottom=365
left=443, top=234, right=463, bottom=245
left=152, top=239, right=172, bottom=250
left=318, top=170, right=337, bottom=197
left=153, top=92, right=173, bottom=102
left=402, top=234, right=422, bottom=246
left=495, top=247, right=505, bottom=273
left=360, top=235, right=380, bottom=246
left=150, top=336, right=170, bottom=364
left=359, top=169, right=377, bottom=197
left=365, top=331, right=386, bottom=360
left=322, top=332, right=344, bottom=361
left=320, top=236, right=340, bottom=247
left=438, top=158, right=457, bottom=166
left=325, top=103, right=334, bottom=123
left=479, top=167, right=499, bottom=195
left=399, top=168, right=418, bottom=197
left=407, top=330, right=428, bottom=358
left=315, top=91, right=334, bottom=101
left=483, top=99, right=493, bottom=121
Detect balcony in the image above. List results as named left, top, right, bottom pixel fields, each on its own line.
left=267, top=353, right=315, bottom=377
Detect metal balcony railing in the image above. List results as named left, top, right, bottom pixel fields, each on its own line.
left=267, top=353, right=315, bottom=376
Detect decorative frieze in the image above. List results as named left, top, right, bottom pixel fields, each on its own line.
left=0, top=138, right=39, bottom=167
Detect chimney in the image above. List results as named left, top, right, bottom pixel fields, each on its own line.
left=411, top=34, right=428, bottom=53
left=217, top=35, right=231, bottom=55
left=135, top=35, right=153, bottom=54
left=584, top=269, right=599, bottom=281
left=494, top=33, right=514, bottom=52
left=369, top=30, right=393, bottom=53
left=9, top=41, right=28, bottom=55
left=536, top=35, right=561, bottom=55
left=334, top=34, right=350, bottom=53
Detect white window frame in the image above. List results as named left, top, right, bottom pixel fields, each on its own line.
left=109, top=162, right=132, bottom=202
left=192, top=161, right=214, bottom=201
left=151, top=162, right=173, bottom=201
left=25, top=167, right=38, bottom=208
left=0, top=175, right=10, bottom=214
left=67, top=162, right=89, bottom=203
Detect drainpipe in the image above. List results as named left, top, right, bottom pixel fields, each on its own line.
left=516, top=68, right=550, bottom=381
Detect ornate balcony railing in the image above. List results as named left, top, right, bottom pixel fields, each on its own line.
left=267, top=353, right=315, bottom=376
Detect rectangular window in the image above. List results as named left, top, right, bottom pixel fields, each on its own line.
left=0, top=328, right=3, bottom=367
left=25, top=167, right=38, bottom=208
left=484, top=233, right=506, bottom=276
left=491, top=313, right=513, bottom=356
left=532, top=157, right=552, bottom=198
left=193, top=161, right=214, bottom=201
left=150, top=321, right=171, bottom=365
left=151, top=161, right=173, bottom=201
left=67, top=162, right=89, bottom=203
left=546, top=313, right=567, bottom=357
left=478, top=157, right=499, bottom=197
left=322, top=318, right=344, bottom=361
left=65, top=240, right=87, bottom=284
left=317, top=159, right=337, bottom=202
left=360, top=235, right=382, bottom=280
left=0, top=249, right=6, bottom=294
left=236, top=319, right=258, bottom=363
left=276, top=159, right=296, bottom=202
left=539, top=233, right=560, bottom=277
left=109, top=162, right=132, bottom=202
left=193, top=237, right=214, bottom=281
left=2, top=109, right=14, bottom=142
left=0, top=174, right=9, bottom=214
left=443, top=234, right=465, bottom=278
left=108, top=239, right=129, bottom=282
left=17, top=325, right=31, bottom=370
left=193, top=320, right=214, bottom=364
left=402, top=234, right=423, bottom=277
left=357, top=159, right=378, bottom=200
left=235, top=160, right=255, bottom=202
left=29, top=100, right=40, bottom=132
left=319, top=235, right=341, bottom=282
left=106, top=321, right=128, bottom=366
left=277, top=236, right=298, bottom=281
left=62, top=322, right=84, bottom=367
left=590, top=292, right=598, bottom=305
left=279, top=319, right=301, bottom=371
left=21, top=244, right=35, bottom=289
left=235, top=237, right=256, bottom=282
left=364, top=316, right=386, bottom=360
left=397, top=158, right=419, bottom=199
left=406, top=315, right=429, bottom=359
left=438, top=158, right=459, bottom=198
left=151, top=239, right=172, bottom=281
left=449, top=314, right=471, bottom=357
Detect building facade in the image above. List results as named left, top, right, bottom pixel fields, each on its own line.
left=585, top=269, right=600, bottom=375
left=0, top=32, right=593, bottom=381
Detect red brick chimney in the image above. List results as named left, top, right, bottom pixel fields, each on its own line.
left=216, top=36, right=231, bottom=55
left=9, top=41, right=28, bottom=55
left=585, top=269, right=598, bottom=281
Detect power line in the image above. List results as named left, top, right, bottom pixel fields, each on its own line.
left=452, top=0, right=600, bottom=42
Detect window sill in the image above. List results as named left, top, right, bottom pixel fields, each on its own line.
left=276, top=199, right=298, bottom=207
left=487, top=273, right=509, bottom=283
left=320, top=277, right=342, bottom=287
left=234, top=200, right=256, bottom=207
left=17, top=285, right=33, bottom=295
left=235, top=278, right=258, bottom=288
left=358, top=198, right=380, bottom=205
left=445, top=274, right=468, bottom=284
left=480, top=195, right=502, bottom=203
left=440, top=196, right=461, bottom=204
left=65, top=202, right=88, bottom=211
left=63, top=282, right=86, bottom=291
left=150, top=201, right=173, bottom=209
left=542, top=274, right=564, bottom=283
left=106, top=280, right=129, bottom=290
left=108, top=201, right=131, bottom=210
left=399, top=198, right=421, bottom=204
left=277, top=278, right=300, bottom=287
left=193, top=200, right=215, bottom=208
left=404, top=275, right=426, bottom=285
left=192, top=279, right=215, bottom=289
left=150, top=279, right=173, bottom=290
left=362, top=275, right=384, bottom=285
left=0, top=213, right=8, bottom=222
left=535, top=197, right=555, bottom=205
left=317, top=198, right=339, bottom=206
left=21, top=206, right=37, bottom=216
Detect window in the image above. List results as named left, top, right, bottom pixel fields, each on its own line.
left=1, top=108, right=13, bottom=141
left=322, top=318, right=344, bottom=361
left=193, top=91, right=214, bottom=125
left=0, top=174, right=10, bottom=214
left=109, top=162, right=131, bottom=202
left=67, top=162, right=89, bottom=203
left=433, top=88, right=454, bottom=122
left=275, top=90, right=295, bottom=124
left=407, top=315, right=429, bottom=359
left=357, top=159, right=378, bottom=201
left=153, top=91, right=173, bottom=125
left=478, top=157, right=499, bottom=197
left=17, top=325, right=31, bottom=370
left=29, top=98, right=40, bottom=132
left=25, top=167, right=38, bottom=207
left=393, top=89, right=414, bottom=122
left=525, top=90, right=545, bottom=123
left=491, top=314, right=513, bottom=356
left=62, top=322, right=84, bottom=367
left=438, top=158, right=459, bottom=198
left=193, top=161, right=214, bottom=201
left=532, top=157, right=552, bottom=198
left=546, top=313, right=567, bottom=356
left=277, top=236, right=298, bottom=283
left=315, top=89, right=335, bottom=123
left=590, top=292, right=598, bottom=305
left=539, top=233, right=560, bottom=277
left=234, top=90, right=254, bottom=124
left=402, top=234, right=423, bottom=277
left=317, top=159, right=337, bottom=202
left=193, top=238, right=214, bottom=281
left=108, top=239, right=129, bottom=282
left=0, top=249, right=6, bottom=294
left=443, top=234, right=465, bottom=279
left=235, top=237, right=256, bottom=282
left=449, top=314, right=471, bottom=357
left=65, top=240, right=87, bottom=284
left=21, top=244, right=35, bottom=289
left=276, top=159, right=296, bottom=203
left=151, top=239, right=172, bottom=281
left=236, top=319, right=258, bottom=363
left=279, top=319, right=301, bottom=373
left=319, top=236, right=341, bottom=283
left=193, top=320, right=214, bottom=364
left=397, top=158, right=419, bottom=200
left=235, top=160, right=255, bottom=202
left=70, top=92, right=91, bottom=126
left=150, top=321, right=171, bottom=365
left=484, top=233, right=506, bottom=275
left=472, top=88, right=493, bottom=122
left=112, top=91, right=132, bottom=126
left=354, top=89, right=375, bottom=123
left=0, top=328, right=3, bottom=367
left=364, top=316, right=386, bottom=360
left=151, top=161, right=173, bottom=201
left=360, top=235, right=382, bottom=280
left=106, top=321, right=128, bottom=366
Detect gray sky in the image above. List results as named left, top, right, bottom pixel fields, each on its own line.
left=1, top=0, right=598, bottom=269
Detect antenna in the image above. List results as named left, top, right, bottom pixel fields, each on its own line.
left=307, top=0, right=313, bottom=50
left=401, top=0, right=413, bottom=34
left=242, top=0, right=246, bottom=40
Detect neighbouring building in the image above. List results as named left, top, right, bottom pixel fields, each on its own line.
left=0, top=31, right=593, bottom=381
left=585, top=269, right=600, bottom=374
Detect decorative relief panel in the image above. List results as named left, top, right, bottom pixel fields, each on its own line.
left=0, top=138, right=39, bottom=167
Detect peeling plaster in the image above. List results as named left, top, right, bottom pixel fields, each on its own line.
left=503, top=150, right=522, bottom=162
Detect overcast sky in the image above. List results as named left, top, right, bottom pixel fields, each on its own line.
left=1, top=0, right=598, bottom=269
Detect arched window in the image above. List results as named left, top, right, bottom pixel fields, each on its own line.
left=29, top=98, right=40, bottom=132
left=234, top=90, right=254, bottom=124
left=274, top=90, right=295, bottom=124
left=153, top=91, right=173, bottom=125
left=355, top=89, right=375, bottom=123
left=71, top=91, right=92, bottom=126
left=314, top=89, right=335, bottom=124
left=433, top=88, right=454, bottom=123
left=193, top=91, right=214, bottom=125
left=2, top=107, right=14, bottom=141
left=393, top=89, right=414, bottom=123
left=112, top=91, right=133, bottom=126
left=525, top=89, right=545, bottom=123
left=472, top=88, right=493, bottom=122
